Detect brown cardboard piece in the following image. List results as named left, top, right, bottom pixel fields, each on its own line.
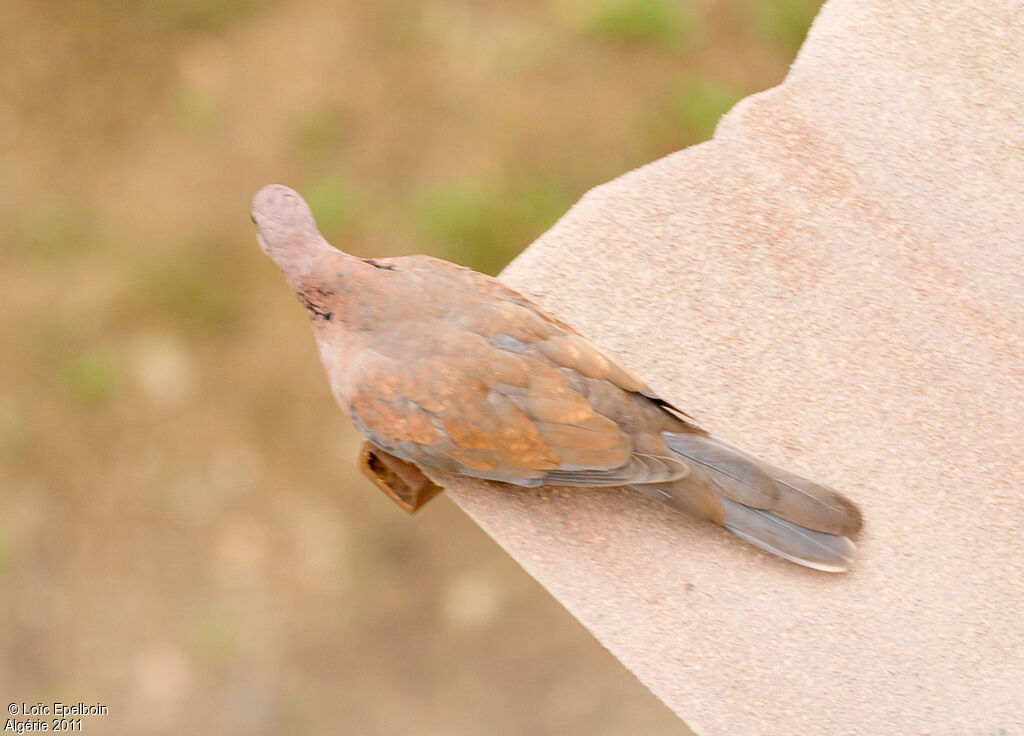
left=359, top=441, right=445, bottom=513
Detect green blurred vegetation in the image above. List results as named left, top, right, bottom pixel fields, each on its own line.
left=302, top=174, right=360, bottom=241
left=291, top=108, right=348, bottom=165
left=144, top=0, right=270, bottom=32
left=748, top=0, right=821, bottom=53
left=584, top=0, right=704, bottom=50
left=18, top=196, right=98, bottom=259
left=632, top=75, right=748, bottom=161
left=668, top=75, right=748, bottom=143
left=60, top=347, right=120, bottom=407
left=413, top=175, right=570, bottom=274
left=0, top=401, right=28, bottom=461
left=135, top=244, right=248, bottom=337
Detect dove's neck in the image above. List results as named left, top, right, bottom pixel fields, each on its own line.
left=287, top=247, right=373, bottom=333
left=266, top=230, right=334, bottom=290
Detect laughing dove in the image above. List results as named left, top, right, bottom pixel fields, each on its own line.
left=252, top=184, right=863, bottom=571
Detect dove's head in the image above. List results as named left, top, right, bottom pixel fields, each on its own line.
left=251, top=184, right=332, bottom=274
left=252, top=185, right=368, bottom=331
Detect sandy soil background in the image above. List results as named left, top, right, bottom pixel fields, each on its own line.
left=0, top=1, right=820, bottom=733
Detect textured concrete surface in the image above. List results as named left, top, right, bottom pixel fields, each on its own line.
left=440, top=1, right=1024, bottom=733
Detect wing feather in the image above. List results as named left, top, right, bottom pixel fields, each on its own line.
left=344, top=324, right=688, bottom=487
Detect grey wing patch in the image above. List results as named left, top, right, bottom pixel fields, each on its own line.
left=542, top=452, right=689, bottom=487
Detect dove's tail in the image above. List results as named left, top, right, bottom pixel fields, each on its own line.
left=661, top=432, right=862, bottom=572
left=715, top=496, right=857, bottom=572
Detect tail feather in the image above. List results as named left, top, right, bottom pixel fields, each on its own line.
left=656, top=431, right=862, bottom=572
left=718, top=496, right=856, bottom=572
left=662, top=432, right=862, bottom=536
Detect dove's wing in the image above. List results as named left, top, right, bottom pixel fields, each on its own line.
left=342, top=304, right=689, bottom=487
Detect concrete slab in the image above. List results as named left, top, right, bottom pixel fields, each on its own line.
left=439, top=1, right=1024, bottom=733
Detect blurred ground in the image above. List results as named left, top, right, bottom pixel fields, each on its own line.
left=0, top=1, right=820, bottom=733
